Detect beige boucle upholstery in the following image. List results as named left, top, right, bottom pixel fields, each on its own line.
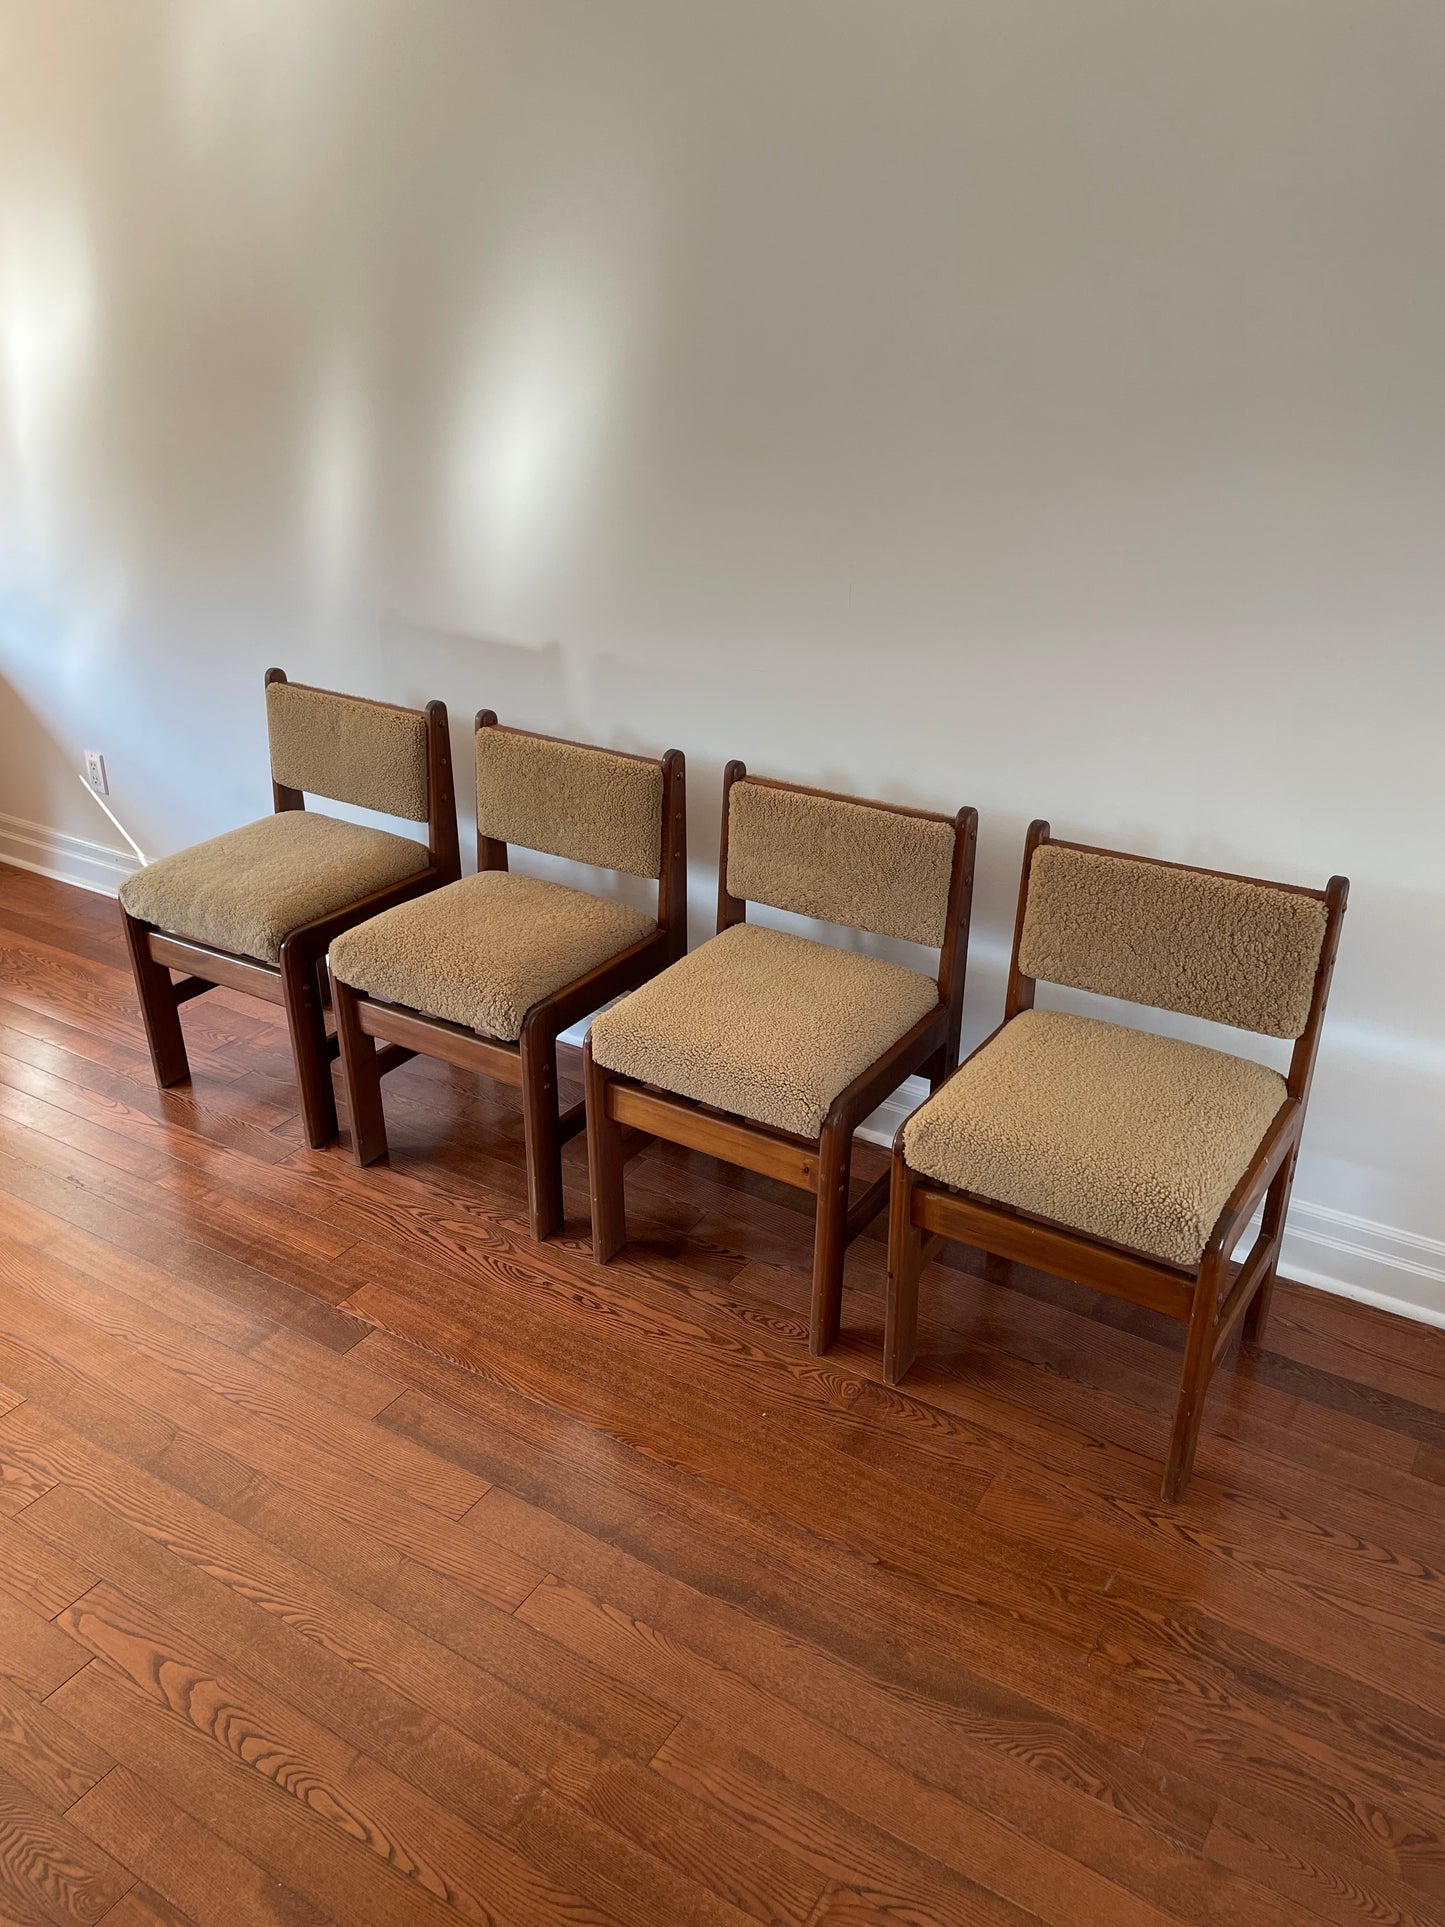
left=267, top=682, right=430, bottom=822
left=1019, top=844, right=1327, bottom=1039
left=476, top=728, right=663, bottom=879
left=903, top=1009, right=1289, bottom=1267
left=589, top=922, right=941, bottom=1138
left=328, top=871, right=656, bottom=1044
left=119, top=812, right=430, bottom=965
left=726, top=781, right=956, bottom=948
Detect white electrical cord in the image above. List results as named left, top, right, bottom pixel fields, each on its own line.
left=76, top=772, right=148, bottom=866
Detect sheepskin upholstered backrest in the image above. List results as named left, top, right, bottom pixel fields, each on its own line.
left=476, top=728, right=663, bottom=879
left=1018, top=843, right=1328, bottom=1039
left=727, top=780, right=955, bottom=948
left=267, top=682, right=430, bottom=822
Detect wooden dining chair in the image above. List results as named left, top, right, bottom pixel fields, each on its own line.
left=885, top=820, right=1348, bottom=1501
left=585, top=761, right=978, bottom=1352
left=328, top=715, right=686, bottom=1242
left=119, top=668, right=459, bottom=1148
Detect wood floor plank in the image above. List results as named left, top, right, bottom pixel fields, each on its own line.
left=0, top=1288, right=538, bottom=1609
left=20, top=1456, right=626, bottom=1810
left=0, top=1048, right=297, bottom=1177
left=653, top=1719, right=1179, bottom=1927
left=240, top=1330, right=404, bottom=1421
left=1205, top=1799, right=1445, bottom=1927
left=0, top=1240, right=478, bottom=1520
left=49, top=1663, right=500, bottom=1927
left=19, top=1481, right=812, bottom=1927
left=332, top=1260, right=1117, bottom=1658
left=0, top=1392, right=532, bottom=1627
left=0, top=1518, right=92, bottom=1626
left=0, top=1760, right=132, bottom=1927
left=1090, top=1562, right=1445, bottom=1810
left=69, top=1765, right=347, bottom=1927
left=0, top=1675, right=113, bottom=1812
left=1287, top=1395, right=1421, bottom=1478
left=1259, top=1301, right=1445, bottom=1415
left=514, top=1576, right=1234, bottom=1924
left=0, top=1450, right=54, bottom=1521
left=470, top=1484, right=1173, bottom=1831
left=371, top=1357, right=1149, bottom=1742
left=55, top=1584, right=645, bottom=1927
left=0, top=1192, right=280, bottom=1362
left=0, top=1125, right=364, bottom=1311
left=0, top=1139, right=370, bottom=1339
left=1147, top=1687, right=1444, bottom=1897
left=0, top=1386, right=672, bottom=1768
left=199, top=1482, right=679, bottom=1762
left=0, top=1592, right=91, bottom=1699
left=977, top=1472, right=1445, bottom=1718
left=94, top=1884, right=202, bottom=1927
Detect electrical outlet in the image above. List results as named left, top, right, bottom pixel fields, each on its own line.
left=84, top=751, right=108, bottom=796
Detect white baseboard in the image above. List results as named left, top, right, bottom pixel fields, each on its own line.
left=1277, top=1207, right=1445, bottom=1330
left=9, top=819, right=1441, bottom=1331
left=0, top=810, right=138, bottom=896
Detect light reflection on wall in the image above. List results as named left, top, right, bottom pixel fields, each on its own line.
left=0, top=180, right=96, bottom=573
left=0, top=165, right=131, bottom=766
left=444, top=269, right=634, bottom=623
left=303, top=341, right=372, bottom=612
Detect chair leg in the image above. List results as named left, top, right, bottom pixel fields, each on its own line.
left=279, top=943, right=338, bottom=1149
left=1243, top=1149, right=1297, bottom=1345
left=332, top=977, right=389, bottom=1167
left=585, top=1042, right=627, bottom=1263
left=120, top=908, right=190, bottom=1087
left=519, top=1018, right=565, bottom=1243
left=810, top=1118, right=853, bottom=1355
left=1162, top=1252, right=1226, bottom=1503
left=884, top=1149, right=924, bottom=1384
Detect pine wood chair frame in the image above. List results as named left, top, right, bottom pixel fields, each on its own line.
left=121, top=668, right=460, bottom=1151
left=331, top=714, right=687, bottom=1243
left=884, top=818, right=1348, bottom=1502
left=586, top=760, right=979, bottom=1354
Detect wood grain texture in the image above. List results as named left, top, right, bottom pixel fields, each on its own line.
left=0, top=863, right=1439, bottom=1927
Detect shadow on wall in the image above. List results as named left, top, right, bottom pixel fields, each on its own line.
left=372, top=621, right=562, bottom=838
left=0, top=672, right=132, bottom=881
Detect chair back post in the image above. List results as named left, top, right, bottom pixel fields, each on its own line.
left=264, top=667, right=305, bottom=813
left=656, top=750, right=689, bottom=962
left=715, top=760, right=748, bottom=932
left=425, top=702, right=460, bottom=881
left=472, top=710, right=509, bottom=872
left=935, top=806, right=980, bottom=1066
left=1286, top=874, right=1349, bottom=1107
left=1003, top=818, right=1050, bottom=1021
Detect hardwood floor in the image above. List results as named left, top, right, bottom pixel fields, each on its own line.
left=0, top=861, right=1442, bottom=1927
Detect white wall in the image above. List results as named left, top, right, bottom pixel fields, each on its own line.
left=2, top=1, right=1442, bottom=1320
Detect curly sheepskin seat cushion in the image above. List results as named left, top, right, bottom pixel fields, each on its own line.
left=902, top=1008, right=1289, bottom=1268
left=119, top=812, right=430, bottom=965
left=328, top=870, right=656, bottom=1043
left=589, top=922, right=941, bottom=1139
